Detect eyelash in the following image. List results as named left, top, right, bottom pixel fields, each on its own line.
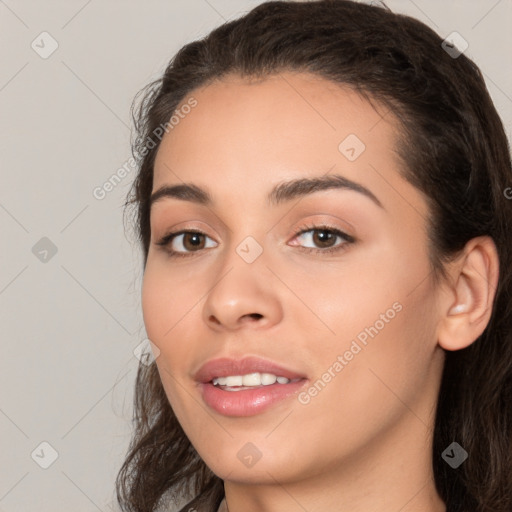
left=155, top=223, right=355, bottom=259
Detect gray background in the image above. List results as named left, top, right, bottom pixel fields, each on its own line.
left=1, top=1, right=511, bottom=511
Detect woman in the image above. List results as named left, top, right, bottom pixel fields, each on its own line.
left=117, top=1, right=512, bottom=511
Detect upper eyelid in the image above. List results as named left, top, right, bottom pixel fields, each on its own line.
left=160, top=224, right=348, bottom=238
left=291, top=224, right=355, bottom=245
left=157, top=214, right=354, bottom=238
left=157, top=224, right=353, bottom=248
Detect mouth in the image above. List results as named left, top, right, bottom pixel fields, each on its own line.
left=211, top=372, right=302, bottom=390
left=194, top=357, right=308, bottom=417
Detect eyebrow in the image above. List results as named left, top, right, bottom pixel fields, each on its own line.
left=149, top=173, right=383, bottom=210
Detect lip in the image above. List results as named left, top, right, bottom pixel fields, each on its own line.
left=194, top=356, right=307, bottom=383
left=194, top=356, right=308, bottom=417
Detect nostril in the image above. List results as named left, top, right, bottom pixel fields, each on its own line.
left=208, top=315, right=221, bottom=325
left=245, top=313, right=263, bottom=320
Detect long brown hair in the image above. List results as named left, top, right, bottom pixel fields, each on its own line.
left=118, top=1, right=512, bottom=511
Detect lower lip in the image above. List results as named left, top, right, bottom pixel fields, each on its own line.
left=199, top=380, right=307, bottom=416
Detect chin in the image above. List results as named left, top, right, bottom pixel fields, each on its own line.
left=198, top=443, right=303, bottom=484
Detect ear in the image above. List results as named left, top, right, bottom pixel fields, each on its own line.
left=437, top=236, right=499, bottom=351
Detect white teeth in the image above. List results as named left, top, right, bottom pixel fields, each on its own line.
left=242, top=373, right=261, bottom=386
left=212, top=372, right=292, bottom=387
left=260, top=373, right=277, bottom=385
left=225, top=375, right=243, bottom=386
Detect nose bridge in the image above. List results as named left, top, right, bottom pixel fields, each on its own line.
left=201, top=231, right=281, bottom=330
left=214, top=232, right=268, bottom=298
left=218, top=206, right=269, bottom=270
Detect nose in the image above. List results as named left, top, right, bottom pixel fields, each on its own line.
left=202, top=256, right=283, bottom=332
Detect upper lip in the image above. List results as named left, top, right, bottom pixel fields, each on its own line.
left=194, top=356, right=307, bottom=383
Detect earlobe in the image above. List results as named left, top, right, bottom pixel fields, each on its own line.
left=437, top=236, right=499, bottom=352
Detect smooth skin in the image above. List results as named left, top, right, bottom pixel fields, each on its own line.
left=142, top=72, right=499, bottom=512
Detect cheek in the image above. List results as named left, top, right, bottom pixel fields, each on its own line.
left=289, top=286, right=439, bottom=472
left=141, top=269, right=168, bottom=344
left=282, top=236, right=423, bottom=342
left=301, top=269, right=439, bottom=422
left=141, top=257, right=201, bottom=344
left=290, top=235, right=438, bottom=395
left=141, top=262, right=201, bottom=417
left=141, top=257, right=209, bottom=402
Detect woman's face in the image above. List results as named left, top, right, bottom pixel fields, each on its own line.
left=142, top=72, right=446, bottom=484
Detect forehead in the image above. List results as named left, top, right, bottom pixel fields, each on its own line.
left=156, top=72, right=398, bottom=155
left=152, top=72, right=406, bottom=209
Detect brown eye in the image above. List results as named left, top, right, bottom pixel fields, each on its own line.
left=180, top=232, right=206, bottom=251
left=311, top=229, right=338, bottom=248
left=155, top=230, right=218, bottom=257
left=293, top=225, right=354, bottom=253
